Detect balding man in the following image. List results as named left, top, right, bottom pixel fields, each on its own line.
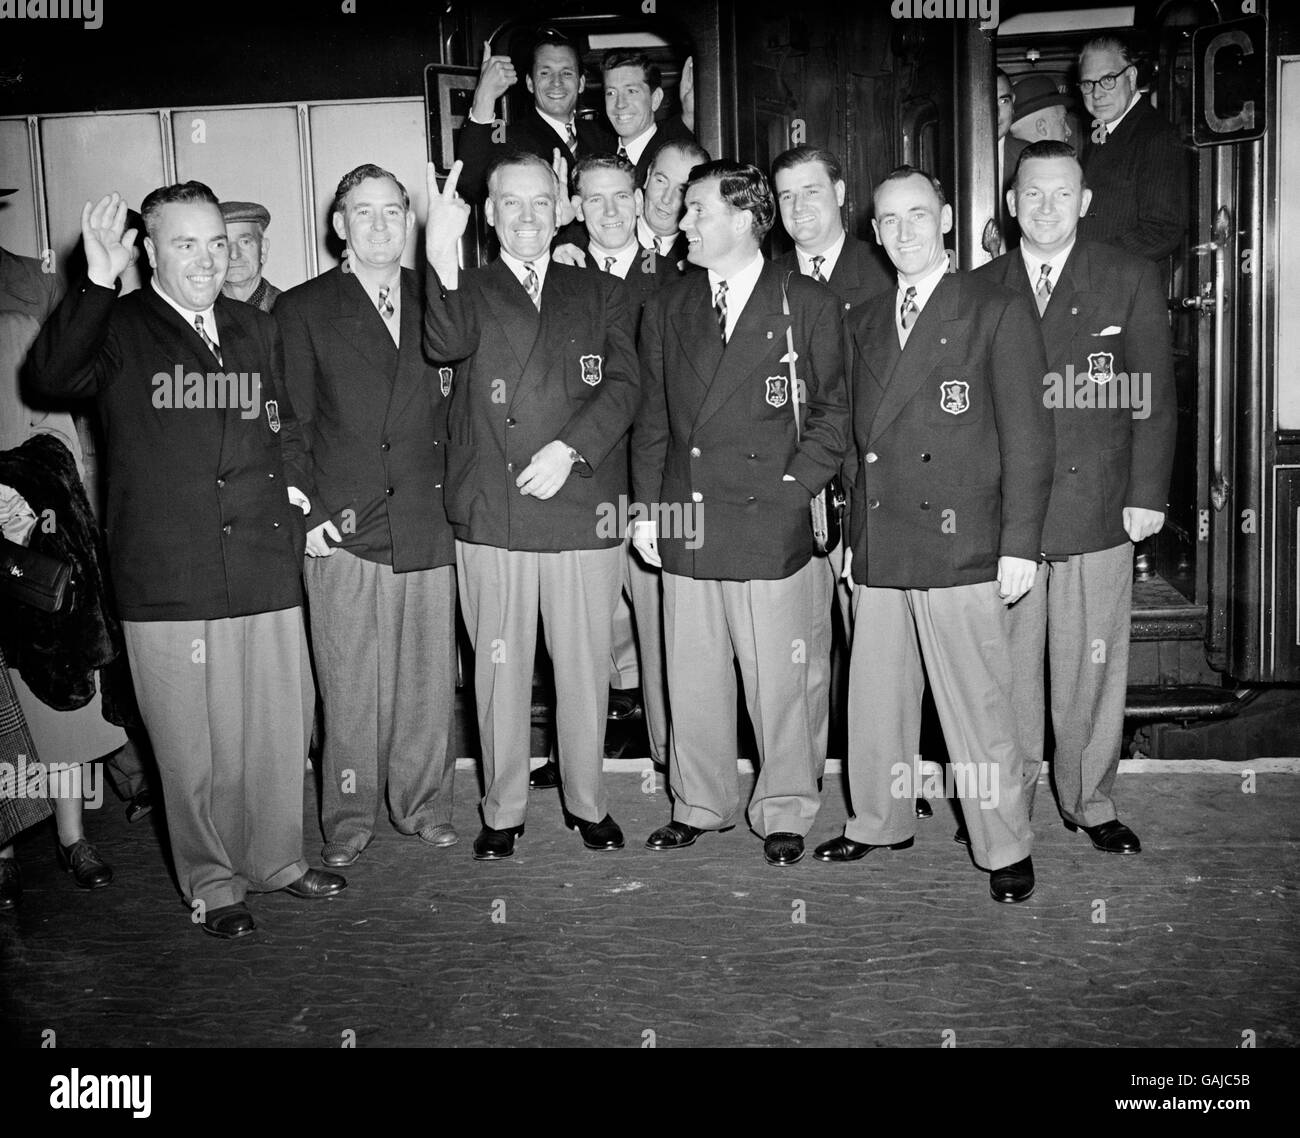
left=219, top=201, right=280, bottom=312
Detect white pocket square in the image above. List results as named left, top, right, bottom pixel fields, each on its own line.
left=1093, top=325, right=1122, bottom=336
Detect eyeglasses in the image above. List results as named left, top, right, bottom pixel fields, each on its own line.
left=1079, top=66, right=1131, bottom=95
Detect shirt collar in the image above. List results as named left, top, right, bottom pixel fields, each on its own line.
left=637, top=215, right=676, bottom=256
left=152, top=277, right=216, bottom=339
left=622, top=123, right=658, bottom=166
left=589, top=237, right=640, bottom=278
left=535, top=108, right=576, bottom=145
left=1104, top=89, right=1144, bottom=135
left=896, top=257, right=949, bottom=314
left=500, top=249, right=551, bottom=294
left=796, top=229, right=847, bottom=280
left=1020, top=237, right=1076, bottom=287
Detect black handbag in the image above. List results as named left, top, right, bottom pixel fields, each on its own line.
left=0, top=534, right=74, bottom=613
left=782, top=273, right=842, bottom=555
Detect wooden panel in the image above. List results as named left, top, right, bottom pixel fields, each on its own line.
left=172, top=105, right=310, bottom=292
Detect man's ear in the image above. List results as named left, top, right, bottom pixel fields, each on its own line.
left=485, top=197, right=497, bottom=228
left=577, top=75, right=586, bottom=95
left=525, top=73, right=536, bottom=96
left=572, top=194, right=586, bottom=223
left=634, top=187, right=645, bottom=218
left=871, top=219, right=883, bottom=247
left=651, top=86, right=664, bottom=113
left=143, top=236, right=158, bottom=271
left=1006, top=187, right=1019, bottom=219
left=259, top=234, right=270, bottom=267
left=940, top=203, right=954, bottom=235
left=834, top=179, right=846, bottom=209
left=1080, top=186, right=1093, bottom=217
left=331, top=211, right=348, bottom=244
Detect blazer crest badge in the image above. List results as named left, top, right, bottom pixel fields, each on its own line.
left=438, top=366, right=453, bottom=396
left=265, top=400, right=281, bottom=433
left=580, top=354, right=603, bottom=386
left=939, top=379, right=970, bottom=415
left=1087, top=351, right=1115, bottom=384
left=765, top=376, right=789, bottom=408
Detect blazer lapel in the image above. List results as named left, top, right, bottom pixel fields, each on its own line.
left=142, top=286, right=222, bottom=376
left=670, top=273, right=723, bottom=399
left=852, top=289, right=901, bottom=399
left=693, top=263, right=787, bottom=431
left=511, top=262, right=574, bottom=410
left=867, top=274, right=968, bottom=445
left=481, top=258, right=541, bottom=373
left=1044, top=241, right=1103, bottom=350
left=383, top=270, right=429, bottom=429
left=329, top=270, right=400, bottom=390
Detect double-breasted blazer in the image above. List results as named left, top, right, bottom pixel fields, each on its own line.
left=27, top=281, right=307, bottom=621
left=846, top=272, right=1055, bottom=588
left=276, top=265, right=455, bottom=572
left=973, top=239, right=1175, bottom=556
left=632, top=261, right=848, bottom=582
left=423, top=258, right=639, bottom=552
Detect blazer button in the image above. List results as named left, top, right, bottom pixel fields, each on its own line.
left=434, top=483, right=442, bottom=490
left=864, top=452, right=878, bottom=463
left=868, top=499, right=880, bottom=510
left=1069, top=465, right=1078, bottom=474
left=506, top=462, right=515, bottom=473
left=691, top=491, right=703, bottom=503
left=267, top=471, right=275, bottom=479
left=506, top=418, right=516, bottom=427
left=690, top=446, right=701, bottom=457
left=747, top=495, right=756, bottom=503
left=216, top=477, right=226, bottom=487
left=273, top=521, right=280, bottom=528
left=381, top=441, right=391, bottom=451
left=222, top=523, right=232, bottom=534
left=386, top=486, right=395, bottom=496
left=920, top=501, right=930, bottom=510
left=920, top=453, right=931, bottom=462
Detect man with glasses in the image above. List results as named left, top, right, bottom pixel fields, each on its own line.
left=1076, top=34, right=1187, bottom=264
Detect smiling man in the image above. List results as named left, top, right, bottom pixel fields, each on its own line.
left=632, top=160, right=847, bottom=868
left=1076, top=34, right=1187, bottom=263
left=976, top=140, right=1175, bottom=855
left=600, top=50, right=697, bottom=188
left=813, top=166, right=1054, bottom=905
left=423, top=153, right=640, bottom=861
left=277, top=164, right=460, bottom=871
left=27, top=182, right=344, bottom=939
left=219, top=200, right=280, bottom=312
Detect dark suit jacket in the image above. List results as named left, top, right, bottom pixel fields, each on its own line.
left=27, top=281, right=307, bottom=621
left=579, top=239, right=686, bottom=334
left=633, top=262, right=848, bottom=582
left=276, top=265, right=455, bottom=572
left=1080, top=97, right=1188, bottom=262
left=423, top=259, right=639, bottom=552
left=973, top=239, right=1176, bottom=556
left=846, top=272, right=1054, bottom=588
left=631, top=115, right=698, bottom=187
left=773, top=233, right=893, bottom=316
left=457, top=107, right=616, bottom=203
left=1001, top=135, right=1028, bottom=248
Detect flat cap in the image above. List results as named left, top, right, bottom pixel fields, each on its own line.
left=219, top=200, right=270, bottom=227
left=1012, top=74, right=1075, bottom=121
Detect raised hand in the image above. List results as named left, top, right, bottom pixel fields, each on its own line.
left=471, top=39, right=517, bottom=123
left=81, top=192, right=136, bottom=288
left=552, top=149, right=576, bottom=227
left=424, top=160, right=472, bottom=280
left=680, top=56, right=696, bottom=134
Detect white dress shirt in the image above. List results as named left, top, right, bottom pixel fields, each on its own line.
left=894, top=258, right=949, bottom=349
left=621, top=123, right=658, bottom=167
left=153, top=278, right=218, bottom=350
left=1019, top=237, right=1076, bottom=300
left=796, top=229, right=846, bottom=282
left=636, top=215, right=675, bottom=257
left=356, top=271, right=402, bottom=347
left=589, top=238, right=639, bottom=280
left=708, top=251, right=765, bottom=343
left=499, top=249, right=551, bottom=302
left=1101, top=89, right=1144, bottom=136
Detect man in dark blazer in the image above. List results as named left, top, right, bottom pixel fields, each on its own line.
left=277, top=163, right=459, bottom=869
left=633, top=161, right=848, bottom=868
left=600, top=50, right=698, bottom=189
left=423, top=153, right=640, bottom=860
left=812, top=167, right=1055, bottom=904
left=457, top=30, right=614, bottom=205
left=1076, top=35, right=1187, bottom=263
left=28, top=184, right=344, bottom=939
left=977, top=140, right=1175, bottom=854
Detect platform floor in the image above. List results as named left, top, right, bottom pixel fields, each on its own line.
left=2, top=765, right=1297, bottom=1048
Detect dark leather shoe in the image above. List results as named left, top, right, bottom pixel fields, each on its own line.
left=989, top=856, right=1035, bottom=903
left=645, top=821, right=707, bottom=850
left=473, top=824, right=523, bottom=860
left=915, top=798, right=933, bottom=819
left=813, top=834, right=913, bottom=862
left=125, top=791, right=153, bottom=824
left=764, top=832, right=805, bottom=866
left=1065, top=818, right=1141, bottom=854
left=58, top=839, right=113, bottom=889
left=529, top=760, right=560, bottom=789
left=954, top=820, right=970, bottom=846
left=0, top=859, right=20, bottom=911
left=202, top=902, right=255, bottom=939
left=571, top=814, right=624, bottom=851
left=321, top=841, right=363, bottom=867
left=282, top=868, right=347, bottom=898
left=607, top=687, right=643, bottom=721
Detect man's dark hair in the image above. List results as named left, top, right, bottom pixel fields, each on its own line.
left=1013, top=139, right=1086, bottom=189
left=573, top=153, right=638, bottom=196
left=139, top=181, right=219, bottom=241
left=647, top=139, right=710, bottom=187
left=771, top=145, right=844, bottom=187
left=1077, top=33, right=1135, bottom=69
left=600, top=49, right=662, bottom=92
left=531, top=27, right=582, bottom=73
left=331, top=163, right=410, bottom=218
left=484, top=149, right=560, bottom=197
left=686, top=160, right=776, bottom=243
left=873, top=164, right=948, bottom=209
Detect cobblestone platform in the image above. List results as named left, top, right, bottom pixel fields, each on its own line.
left=2, top=767, right=1296, bottom=1048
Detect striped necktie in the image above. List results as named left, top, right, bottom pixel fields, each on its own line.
left=603, top=256, right=616, bottom=274
left=523, top=262, right=540, bottom=309
left=617, top=142, right=629, bottom=161
left=377, top=284, right=394, bottom=319
left=714, top=280, right=728, bottom=344
left=810, top=254, right=827, bottom=283
left=899, top=286, right=918, bottom=331
left=565, top=121, right=578, bottom=154
left=194, top=314, right=222, bottom=366
left=1035, top=263, right=1053, bottom=315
